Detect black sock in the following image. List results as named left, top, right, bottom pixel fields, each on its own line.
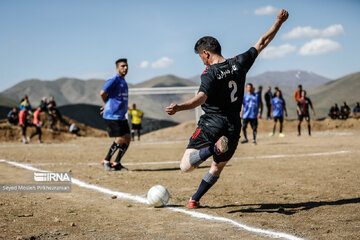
left=308, top=125, right=311, bottom=135
left=243, top=128, right=247, bottom=140
left=280, top=124, right=283, bottom=133
left=253, top=130, right=257, bottom=141
left=137, top=130, right=140, bottom=140
left=131, top=132, right=134, bottom=140
left=114, top=144, right=129, bottom=163
left=191, top=172, right=219, bottom=202
left=298, top=125, right=301, bottom=135
left=105, top=142, right=119, bottom=161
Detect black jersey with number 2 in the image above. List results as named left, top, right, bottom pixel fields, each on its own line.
left=199, top=47, right=258, bottom=119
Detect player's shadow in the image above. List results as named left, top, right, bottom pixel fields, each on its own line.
left=204, top=197, right=360, bottom=215
left=132, top=165, right=210, bottom=172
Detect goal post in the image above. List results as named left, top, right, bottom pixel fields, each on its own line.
left=129, top=86, right=202, bottom=122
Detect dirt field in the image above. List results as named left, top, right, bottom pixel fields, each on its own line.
left=0, top=118, right=359, bottom=240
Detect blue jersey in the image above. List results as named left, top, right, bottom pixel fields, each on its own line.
left=242, top=93, right=260, bottom=119
left=272, top=97, right=286, bottom=117
left=102, top=74, right=128, bottom=120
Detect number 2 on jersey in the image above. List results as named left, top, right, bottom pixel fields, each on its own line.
left=228, top=80, right=238, bottom=102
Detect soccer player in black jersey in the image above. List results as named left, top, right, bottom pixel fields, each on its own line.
left=166, top=9, right=289, bottom=208
left=297, top=90, right=316, bottom=136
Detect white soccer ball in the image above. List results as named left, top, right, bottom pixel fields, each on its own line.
left=147, top=185, right=170, bottom=207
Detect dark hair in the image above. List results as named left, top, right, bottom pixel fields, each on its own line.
left=194, top=36, right=222, bottom=55
left=277, top=90, right=283, bottom=99
left=302, top=90, right=307, bottom=95
left=246, top=83, right=253, bottom=88
left=298, top=84, right=302, bottom=88
left=115, top=58, right=127, bottom=66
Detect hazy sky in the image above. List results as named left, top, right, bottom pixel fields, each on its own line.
left=1, top=0, right=359, bottom=91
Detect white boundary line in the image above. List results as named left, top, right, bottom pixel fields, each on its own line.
left=25, top=150, right=353, bottom=166
left=0, top=159, right=303, bottom=240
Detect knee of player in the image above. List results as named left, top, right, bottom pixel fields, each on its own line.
left=180, top=162, right=192, bottom=173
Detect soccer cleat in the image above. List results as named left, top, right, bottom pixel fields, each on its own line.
left=111, top=163, right=129, bottom=171
left=252, top=139, right=256, bottom=144
left=104, top=162, right=112, bottom=171
left=269, top=132, right=274, bottom=136
left=101, top=159, right=106, bottom=166
left=215, top=136, right=228, bottom=155
left=241, top=139, right=248, bottom=144
left=188, top=199, right=200, bottom=209
left=279, top=133, right=285, bottom=137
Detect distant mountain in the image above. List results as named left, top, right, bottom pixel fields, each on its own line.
left=0, top=94, right=18, bottom=107
left=1, top=75, right=198, bottom=123
left=189, top=70, right=332, bottom=96
left=284, top=72, right=360, bottom=119
left=134, top=74, right=197, bottom=88
left=1, top=78, right=107, bottom=106
left=247, top=70, right=331, bottom=96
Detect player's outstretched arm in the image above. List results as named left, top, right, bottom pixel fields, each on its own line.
left=253, top=9, right=289, bottom=54
left=166, top=92, right=207, bottom=115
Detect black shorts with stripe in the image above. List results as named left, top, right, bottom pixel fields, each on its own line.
left=105, top=119, right=130, bottom=137
left=298, top=114, right=310, bottom=122
left=187, top=114, right=241, bottom=163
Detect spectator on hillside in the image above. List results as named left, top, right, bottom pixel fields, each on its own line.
left=256, top=86, right=263, bottom=118
left=273, top=86, right=279, bottom=98
left=47, top=96, right=67, bottom=126
left=264, top=86, right=272, bottom=119
left=353, top=102, right=360, bottom=119
left=340, top=101, right=351, bottom=120
left=48, top=96, right=57, bottom=107
left=19, top=95, right=32, bottom=112
left=7, top=107, right=19, bottom=125
left=69, top=123, right=80, bottom=136
left=294, top=84, right=302, bottom=103
left=19, top=106, right=29, bottom=144
left=39, top=97, right=48, bottom=112
left=328, top=103, right=340, bottom=119
left=47, top=102, right=57, bottom=132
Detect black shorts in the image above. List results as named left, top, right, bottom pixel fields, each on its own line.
left=274, top=116, right=284, bottom=123
left=187, top=114, right=241, bottom=163
left=242, top=118, right=258, bottom=130
left=131, top=123, right=142, bottom=130
left=20, top=124, right=27, bottom=136
left=105, top=119, right=130, bottom=137
left=298, top=114, right=310, bottom=122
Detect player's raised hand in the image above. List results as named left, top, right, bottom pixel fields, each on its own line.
left=166, top=103, right=178, bottom=115
left=277, top=9, right=289, bottom=23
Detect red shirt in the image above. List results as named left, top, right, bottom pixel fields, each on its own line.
left=33, top=110, right=40, bottom=125
left=19, top=110, right=26, bottom=125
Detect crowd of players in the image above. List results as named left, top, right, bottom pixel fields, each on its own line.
left=6, top=95, right=79, bottom=144
left=238, top=83, right=360, bottom=142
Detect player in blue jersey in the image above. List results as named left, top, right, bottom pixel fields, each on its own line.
left=100, top=58, right=130, bottom=171
left=270, top=90, right=287, bottom=137
left=240, top=83, right=261, bottom=144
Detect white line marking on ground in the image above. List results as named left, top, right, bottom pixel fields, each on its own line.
left=1, top=159, right=303, bottom=240
left=26, top=150, right=354, bottom=166
left=232, top=150, right=353, bottom=160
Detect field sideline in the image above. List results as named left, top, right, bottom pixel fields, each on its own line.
left=0, top=127, right=359, bottom=239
